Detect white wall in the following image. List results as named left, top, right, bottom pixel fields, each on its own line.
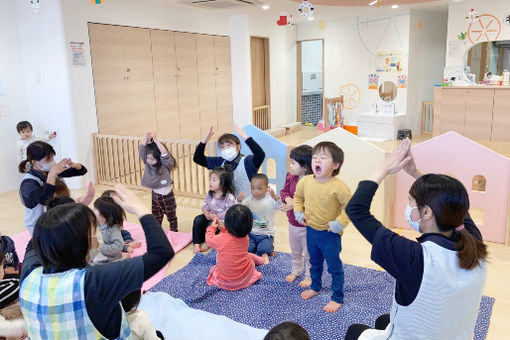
left=407, top=9, right=448, bottom=133
left=248, top=15, right=297, bottom=128
left=302, top=40, right=322, bottom=72
left=0, top=0, right=30, bottom=192
left=297, top=12, right=410, bottom=124
left=15, top=0, right=81, bottom=189
left=445, top=0, right=510, bottom=67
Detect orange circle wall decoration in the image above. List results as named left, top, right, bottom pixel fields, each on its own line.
left=340, top=83, right=360, bottom=109
left=468, top=14, right=501, bottom=44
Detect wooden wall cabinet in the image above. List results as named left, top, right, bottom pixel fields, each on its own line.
left=433, top=87, right=510, bottom=141
left=89, top=23, right=233, bottom=140
left=89, top=24, right=157, bottom=137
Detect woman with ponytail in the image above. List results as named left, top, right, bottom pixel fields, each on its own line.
left=19, top=141, right=87, bottom=235
left=344, top=138, right=487, bottom=340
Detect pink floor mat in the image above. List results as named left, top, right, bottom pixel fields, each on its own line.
left=10, top=223, right=192, bottom=291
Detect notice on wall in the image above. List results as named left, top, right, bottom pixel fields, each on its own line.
left=375, top=51, right=402, bottom=73
left=70, top=42, right=86, bottom=66
left=368, top=73, right=379, bottom=89
left=398, top=75, right=408, bottom=88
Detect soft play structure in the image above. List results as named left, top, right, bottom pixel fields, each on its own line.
left=226, top=124, right=393, bottom=225
left=393, top=132, right=510, bottom=245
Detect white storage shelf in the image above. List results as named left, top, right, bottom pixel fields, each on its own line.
left=357, top=112, right=407, bottom=140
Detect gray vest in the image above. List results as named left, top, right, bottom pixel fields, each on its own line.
left=20, top=173, right=46, bottom=235
left=228, top=156, right=251, bottom=197
left=359, top=241, right=487, bottom=340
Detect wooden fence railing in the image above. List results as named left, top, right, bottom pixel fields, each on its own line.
left=252, top=105, right=270, bottom=131
left=421, top=101, right=434, bottom=135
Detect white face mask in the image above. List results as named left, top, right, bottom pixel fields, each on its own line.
left=37, top=160, right=55, bottom=172
left=221, top=147, right=238, bottom=162
left=405, top=204, right=422, bottom=232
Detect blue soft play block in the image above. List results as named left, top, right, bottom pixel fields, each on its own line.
left=215, top=124, right=288, bottom=193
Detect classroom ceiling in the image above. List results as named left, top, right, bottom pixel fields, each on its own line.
left=289, top=0, right=440, bottom=6
left=159, top=0, right=449, bottom=22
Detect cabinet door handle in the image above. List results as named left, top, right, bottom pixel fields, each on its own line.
left=127, top=68, right=130, bottom=72
left=177, top=67, right=181, bottom=71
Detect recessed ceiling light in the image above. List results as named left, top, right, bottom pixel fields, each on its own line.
left=369, top=0, right=378, bottom=5
left=262, top=4, right=269, bottom=10
left=308, top=17, right=314, bottom=21
left=392, top=4, right=399, bottom=8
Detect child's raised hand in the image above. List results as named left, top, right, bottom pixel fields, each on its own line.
left=144, top=132, right=152, bottom=144
left=267, top=187, right=279, bottom=201
left=202, top=126, right=215, bottom=144
left=233, top=124, right=248, bottom=140
left=49, top=131, right=57, bottom=139
left=76, top=180, right=95, bottom=206
left=237, top=192, right=246, bottom=202
left=112, top=184, right=151, bottom=219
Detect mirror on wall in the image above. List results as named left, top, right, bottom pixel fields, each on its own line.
left=463, top=40, right=510, bottom=83
left=379, top=81, right=397, bottom=102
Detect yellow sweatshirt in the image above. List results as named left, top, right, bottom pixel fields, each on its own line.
left=293, top=174, right=352, bottom=234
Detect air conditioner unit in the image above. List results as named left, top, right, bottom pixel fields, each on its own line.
left=179, top=0, right=262, bottom=10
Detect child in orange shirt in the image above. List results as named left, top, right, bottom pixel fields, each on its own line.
left=205, top=205, right=269, bottom=290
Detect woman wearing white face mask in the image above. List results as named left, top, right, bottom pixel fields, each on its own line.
left=193, top=124, right=265, bottom=196
left=344, top=138, right=488, bottom=340
left=19, top=141, right=87, bottom=235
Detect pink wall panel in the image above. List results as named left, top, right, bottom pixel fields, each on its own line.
left=394, top=132, right=510, bottom=244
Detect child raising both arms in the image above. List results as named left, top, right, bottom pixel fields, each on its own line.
left=294, top=142, right=352, bottom=313
left=193, top=167, right=236, bottom=253
left=280, top=145, right=313, bottom=287
left=193, top=125, right=265, bottom=196
left=140, top=132, right=178, bottom=231
left=205, top=205, right=269, bottom=291
left=238, top=173, right=281, bottom=263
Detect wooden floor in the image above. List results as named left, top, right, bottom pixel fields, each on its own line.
left=2, top=126, right=510, bottom=339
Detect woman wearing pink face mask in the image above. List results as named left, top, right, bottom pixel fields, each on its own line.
left=344, top=138, right=488, bottom=340
left=19, top=141, right=87, bottom=235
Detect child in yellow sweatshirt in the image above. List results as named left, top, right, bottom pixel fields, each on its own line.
left=294, top=141, right=351, bottom=313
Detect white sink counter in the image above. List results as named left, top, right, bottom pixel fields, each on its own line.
left=357, top=112, right=407, bottom=140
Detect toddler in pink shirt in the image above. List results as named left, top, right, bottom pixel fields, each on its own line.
left=206, top=205, right=269, bottom=290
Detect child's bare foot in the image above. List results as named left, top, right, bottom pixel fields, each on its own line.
left=262, top=253, right=270, bottom=264
left=200, top=243, right=210, bottom=252
left=301, top=289, right=321, bottom=300
left=323, top=300, right=342, bottom=313
left=193, top=244, right=201, bottom=253
left=286, top=274, right=297, bottom=283
left=298, top=278, right=312, bottom=288
left=126, top=247, right=134, bottom=255
left=128, top=241, right=141, bottom=249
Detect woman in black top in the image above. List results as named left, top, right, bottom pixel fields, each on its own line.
left=19, top=184, right=174, bottom=339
